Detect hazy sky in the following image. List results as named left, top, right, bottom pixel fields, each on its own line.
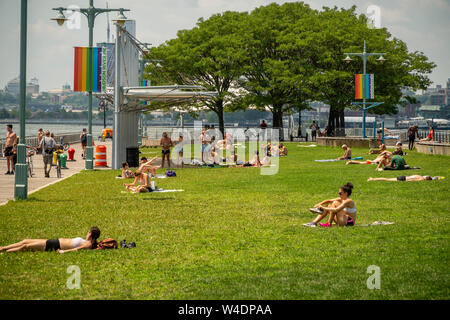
left=0, top=0, right=449, bottom=91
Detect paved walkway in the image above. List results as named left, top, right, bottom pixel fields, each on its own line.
left=0, top=141, right=112, bottom=206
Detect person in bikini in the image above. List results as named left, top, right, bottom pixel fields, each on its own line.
left=120, top=162, right=134, bottom=179
left=0, top=226, right=100, bottom=253
left=304, top=183, right=356, bottom=228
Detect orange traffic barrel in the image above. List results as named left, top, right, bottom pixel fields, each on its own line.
left=94, top=145, right=107, bottom=167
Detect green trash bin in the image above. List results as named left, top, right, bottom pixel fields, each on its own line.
left=59, top=153, right=68, bottom=168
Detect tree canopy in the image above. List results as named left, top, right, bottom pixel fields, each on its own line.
left=146, top=2, right=435, bottom=135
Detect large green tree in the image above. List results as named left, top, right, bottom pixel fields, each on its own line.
left=237, top=2, right=317, bottom=132
left=146, top=11, right=248, bottom=136
left=308, top=6, right=435, bottom=135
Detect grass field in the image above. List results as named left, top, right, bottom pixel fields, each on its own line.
left=0, top=143, right=449, bottom=299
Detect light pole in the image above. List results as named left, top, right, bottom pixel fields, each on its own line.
left=51, top=1, right=129, bottom=170
left=14, top=0, right=28, bottom=200
left=344, top=40, right=386, bottom=138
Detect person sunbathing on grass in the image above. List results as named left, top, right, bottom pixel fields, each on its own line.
left=337, top=144, right=352, bottom=160
left=368, top=175, right=443, bottom=182
left=236, top=151, right=263, bottom=167
left=0, top=226, right=100, bottom=254
left=376, top=154, right=414, bottom=171
left=123, top=170, right=152, bottom=193
left=346, top=151, right=392, bottom=166
left=139, top=156, right=160, bottom=177
left=120, top=161, right=134, bottom=179
left=278, top=143, right=288, bottom=156
left=304, top=182, right=356, bottom=228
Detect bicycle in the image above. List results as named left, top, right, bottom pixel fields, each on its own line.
left=59, top=137, right=70, bottom=152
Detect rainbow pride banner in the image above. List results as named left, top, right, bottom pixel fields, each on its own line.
left=355, top=74, right=374, bottom=99
left=74, top=47, right=107, bottom=92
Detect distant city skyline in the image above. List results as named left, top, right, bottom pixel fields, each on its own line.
left=0, top=0, right=449, bottom=92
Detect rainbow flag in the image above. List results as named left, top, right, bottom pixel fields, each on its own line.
left=74, top=47, right=106, bottom=92
left=355, top=74, right=374, bottom=99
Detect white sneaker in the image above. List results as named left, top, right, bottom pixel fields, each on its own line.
left=309, top=207, right=323, bottom=214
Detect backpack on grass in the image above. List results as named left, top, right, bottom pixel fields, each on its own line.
left=165, top=170, right=176, bottom=177
left=96, top=238, right=118, bottom=250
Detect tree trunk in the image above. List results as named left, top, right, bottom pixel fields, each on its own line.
left=272, top=106, right=284, bottom=141
left=214, top=100, right=225, bottom=138
left=338, top=110, right=345, bottom=136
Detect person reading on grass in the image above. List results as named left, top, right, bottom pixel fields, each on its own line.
left=123, top=170, right=152, bottom=193
left=368, top=175, right=443, bottom=182
left=0, top=226, right=100, bottom=253
left=337, top=144, right=352, bottom=160
left=139, top=156, right=160, bottom=177
left=346, top=151, right=392, bottom=166
left=393, top=142, right=404, bottom=156
left=120, top=162, right=134, bottom=179
left=304, top=183, right=356, bottom=228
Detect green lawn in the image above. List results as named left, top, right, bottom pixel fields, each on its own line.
left=0, top=143, right=449, bottom=299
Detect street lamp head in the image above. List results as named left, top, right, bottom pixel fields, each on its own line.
left=51, top=9, right=68, bottom=26
left=344, top=55, right=352, bottom=64
left=113, top=9, right=128, bottom=27
left=377, top=55, right=386, bottom=64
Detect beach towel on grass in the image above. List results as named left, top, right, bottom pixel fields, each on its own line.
left=302, top=221, right=394, bottom=227
left=315, top=157, right=363, bottom=162
left=297, top=144, right=317, bottom=147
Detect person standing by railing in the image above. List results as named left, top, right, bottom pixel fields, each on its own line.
left=80, top=128, right=87, bottom=160
left=407, top=125, right=419, bottom=150
left=3, top=124, right=17, bottom=175
left=37, top=128, right=44, bottom=154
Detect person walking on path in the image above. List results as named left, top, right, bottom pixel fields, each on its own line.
left=39, top=130, right=56, bottom=178
left=80, top=128, right=87, bottom=159
left=3, top=124, right=17, bottom=175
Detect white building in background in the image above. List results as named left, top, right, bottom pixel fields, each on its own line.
left=5, top=76, right=39, bottom=95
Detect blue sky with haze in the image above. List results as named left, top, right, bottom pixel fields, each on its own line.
left=0, top=0, right=448, bottom=91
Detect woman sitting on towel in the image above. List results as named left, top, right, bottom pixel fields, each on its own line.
left=0, top=226, right=100, bottom=253
left=304, top=182, right=356, bottom=228
left=368, top=175, right=442, bottom=182
left=121, top=162, right=134, bottom=179
left=123, top=170, right=152, bottom=193
left=279, top=143, right=288, bottom=156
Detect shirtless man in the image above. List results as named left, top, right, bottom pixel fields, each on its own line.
left=4, top=124, right=17, bottom=175
left=337, top=144, right=352, bottom=160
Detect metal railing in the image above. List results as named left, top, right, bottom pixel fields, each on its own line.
left=0, top=132, right=81, bottom=157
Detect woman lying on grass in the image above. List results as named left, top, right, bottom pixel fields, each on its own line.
left=368, top=175, right=443, bottom=182
left=0, top=226, right=100, bottom=253
left=304, top=183, right=356, bottom=228
left=123, top=170, right=153, bottom=193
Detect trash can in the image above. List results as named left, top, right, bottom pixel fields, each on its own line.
left=67, top=148, right=75, bottom=161
left=59, top=153, right=68, bottom=168
left=126, top=147, right=139, bottom=168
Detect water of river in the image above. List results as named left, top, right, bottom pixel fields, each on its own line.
left=0, top=123, right=107, bottom=138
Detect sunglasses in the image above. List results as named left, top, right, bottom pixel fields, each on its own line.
left=338, top=192, right=344, bottom=195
